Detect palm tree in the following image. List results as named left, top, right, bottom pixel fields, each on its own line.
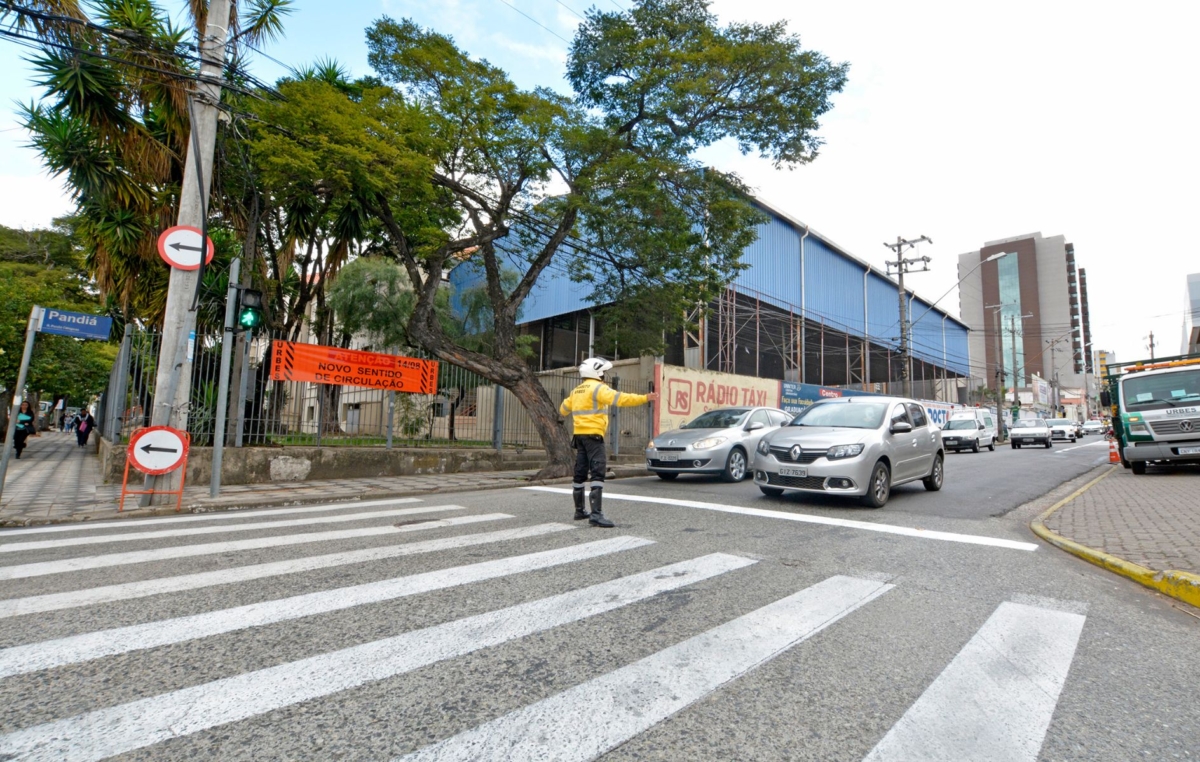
left=8, top=0, right=292, bottom=325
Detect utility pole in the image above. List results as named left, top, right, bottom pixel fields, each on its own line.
left=1010, top=315, right=1020, bottom=411
left=1048, top=340, right=1059, bottom=416
left=146, top=0, right=232, bottom=502
left=1146, top=331, right=1156, bottom=359
left=883, top=235, right=932, bottom=398
left=993, top=308, right=1005, bottom=439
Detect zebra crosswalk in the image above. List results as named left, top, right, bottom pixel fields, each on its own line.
left=0, top=495, right=1091, bottom=761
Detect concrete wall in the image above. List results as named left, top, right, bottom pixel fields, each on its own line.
left=98, top=439, right=550, bottom=486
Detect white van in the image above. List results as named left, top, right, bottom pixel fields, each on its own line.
left=940, top=409, right=997, bottom=453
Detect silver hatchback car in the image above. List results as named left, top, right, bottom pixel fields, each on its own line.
left=646, top=406, right=792, bottom=482
left=754, top=396, right=945, bottom=508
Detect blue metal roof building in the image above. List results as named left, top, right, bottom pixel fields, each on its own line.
left=450, top=195, right=972, bottom=402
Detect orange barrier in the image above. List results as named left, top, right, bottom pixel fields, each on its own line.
left=270, top=340, right=438, bottom=394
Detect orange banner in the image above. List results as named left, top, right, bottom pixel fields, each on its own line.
left=270, top=341, right=438, bottom=394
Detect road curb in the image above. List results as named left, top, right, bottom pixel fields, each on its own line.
left=0, top=469, right=653, bottom=527
left=1030, top=465, right=1200, bottom=609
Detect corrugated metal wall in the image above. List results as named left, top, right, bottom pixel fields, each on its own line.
left=447, top=202, right=972, bottom=377
left=801, top=236, right=867, bottom=336
left=732, top=213, right=802, bottom=315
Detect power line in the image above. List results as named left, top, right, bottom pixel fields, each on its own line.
left=492, top=0, right=572, bottom=44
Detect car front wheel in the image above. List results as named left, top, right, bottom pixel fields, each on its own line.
left=1131, top=461, right=1147, bottom=475
left=923, top=453, right=944, bottom=492
left=656, top=472, right=678, bottom=481
left=988, top=438, right=996, bottom=452
left=860, top=461, right=891, bottom=509
left=721, top=448, right=747, bottom=482
left=972, top=439, right=980, bottom=453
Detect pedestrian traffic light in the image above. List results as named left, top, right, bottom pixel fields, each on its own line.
left=237, top=288, right=264, bottom=332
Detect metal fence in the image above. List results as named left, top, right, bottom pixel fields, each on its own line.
left=100, top=329, right=655, bottom=455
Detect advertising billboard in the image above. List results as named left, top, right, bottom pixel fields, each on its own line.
left=655, top=365, right=781, bottom=435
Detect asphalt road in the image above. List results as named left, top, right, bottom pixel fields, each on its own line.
left=0, top=436, right=1195, bottom=761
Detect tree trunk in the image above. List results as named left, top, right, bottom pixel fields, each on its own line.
left=510, top=371, right=573, bottom=478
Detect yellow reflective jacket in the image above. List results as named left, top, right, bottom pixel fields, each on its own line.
left=559, top=379, right=650, bottom=437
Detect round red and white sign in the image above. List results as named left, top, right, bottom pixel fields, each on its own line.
left=157, top=226, right=215, bottom=270
left=127, top=426, right=189, bottom=475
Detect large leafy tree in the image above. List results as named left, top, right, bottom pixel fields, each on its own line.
left=356, top=0, right=847, bottom=475
left=0, top=221, right=116, bottom=433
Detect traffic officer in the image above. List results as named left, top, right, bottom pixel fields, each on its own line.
left=559, top=357, right=658, bottom=527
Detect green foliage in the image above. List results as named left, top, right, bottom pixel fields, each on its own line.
left=326, top=257, right=416, bottom=351
left=0, top=224, right=116, bottom=402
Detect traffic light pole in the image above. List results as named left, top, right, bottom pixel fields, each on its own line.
left=209, top=258, right=240, bottom=497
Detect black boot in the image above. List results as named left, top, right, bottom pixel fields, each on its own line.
left=588, top=488, right=614, bottom=528
left=572, top=488, right=588, bottom=521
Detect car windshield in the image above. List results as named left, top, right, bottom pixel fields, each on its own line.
left=682, top=409, right=749, bottom=429
left=945, top=420, right=978, bottom=430
left=1013, top=419, right=1047, bottom=429
left=1121, top=369, right=1200, bottom=412
left=789, top=402, right=887, bottom=429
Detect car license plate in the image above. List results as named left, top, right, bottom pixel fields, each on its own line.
left=1179, top=446, right=1200, bottom=455
left=778, top=467, right=807, bottom=478
left=658, top=453, right=678, bottom=462
left=1021, top=439, right=1035, bottom=444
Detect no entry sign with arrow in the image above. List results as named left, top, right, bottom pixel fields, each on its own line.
left=127, top=426, right=189, bottom=475
left=157, top=226, right=215, bottom=270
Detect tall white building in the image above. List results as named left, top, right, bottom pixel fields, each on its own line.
left=1183, top=273, right=1200, bottom=355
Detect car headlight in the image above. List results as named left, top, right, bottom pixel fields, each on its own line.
left=1129, top=422, right=1148, bottom=433
left=757, top=439, right=771, bottom=455
left=691, top=437, right=727, bottom=450
left=826, top=444, right=865, bottom=460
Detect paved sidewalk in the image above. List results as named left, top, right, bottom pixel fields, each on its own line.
left=1036, top=464, right=1200, bottom=608
left=0, top=433, right=650, bottom=526
left=0, top=431, right=101, bottom=520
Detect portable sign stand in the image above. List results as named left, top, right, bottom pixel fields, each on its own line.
left=0, top=306, right=115, bottom=507
left=119, top=425, right=190, bottom=512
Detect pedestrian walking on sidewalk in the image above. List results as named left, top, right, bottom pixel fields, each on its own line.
left=558, top=358, right=658, bottom=528
left=13, top=400, right=36, bottom=459
left=76, top=410, right=95, bottom=448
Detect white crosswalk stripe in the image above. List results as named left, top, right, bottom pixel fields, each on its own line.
left=0, top=499, right=1092, bottom=762
left=0, top=504, right=457, bottom=553
left=400, top=574, right=894, bottom=762
left=862, top=600, right=1086, bottom=762
left=0, top=523, right=575, bottom=619
left=0, top=535, right=655, bottom=679
left=0, top=553, right=754, bottom=762
left=0, top=510, right=505, bottom=580
left=0, top=498, right=422, bottom=537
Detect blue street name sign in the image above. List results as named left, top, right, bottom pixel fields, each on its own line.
left=37, top=307, right=113, bottom=341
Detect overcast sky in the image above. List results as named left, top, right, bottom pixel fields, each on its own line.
left=1, top=0, right=1196, bottom=363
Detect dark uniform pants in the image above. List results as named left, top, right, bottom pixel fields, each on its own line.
left=572, top=435, right=607, bottom=487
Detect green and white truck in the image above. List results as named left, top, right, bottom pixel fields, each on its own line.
left=1101, top=353, right=1200, bottom=474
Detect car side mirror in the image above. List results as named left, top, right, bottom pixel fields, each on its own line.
left=978, top=423, right=985, bottom=430
left=746, top=422, right=764, bottom=432
left=1099, top=390, right=1111, bottom=407
left=891, top=421, right=913, bottom=434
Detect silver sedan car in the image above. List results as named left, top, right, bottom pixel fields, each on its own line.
left=753, top=396, right=945, bottom=508
left=646, top=407, right=792, bottom=482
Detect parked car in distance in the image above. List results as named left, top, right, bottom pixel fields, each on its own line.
left=940, top=409, right=997, bottom=453
left=1082, top=420, right=1106, bottom=436
left=646, top=407, right=792, bottom=482
left=753, top=396, right=944, bottom=508
left=1011, top=418, right=1053, bottom=449
left=1048, top=420, right=1078, bottom=443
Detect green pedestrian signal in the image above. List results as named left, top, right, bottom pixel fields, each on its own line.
left=236, top=288, right=264, bottom=332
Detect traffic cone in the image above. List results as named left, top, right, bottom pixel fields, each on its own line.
left=1108, top=440, right=1120, bottom=463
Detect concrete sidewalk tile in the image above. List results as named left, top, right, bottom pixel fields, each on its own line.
left=1035, top=464, right=1200, bottom=608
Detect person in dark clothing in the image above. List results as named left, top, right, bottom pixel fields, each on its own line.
left=13, top=400, right=36, bottom=459
left=76, top=410, right=96, bottom=447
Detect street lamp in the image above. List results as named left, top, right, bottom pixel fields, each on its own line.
left=906, top=251, right=1007, bottom=406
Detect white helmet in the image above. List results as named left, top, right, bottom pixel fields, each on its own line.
left=579, top=357, right=613, bottom=380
